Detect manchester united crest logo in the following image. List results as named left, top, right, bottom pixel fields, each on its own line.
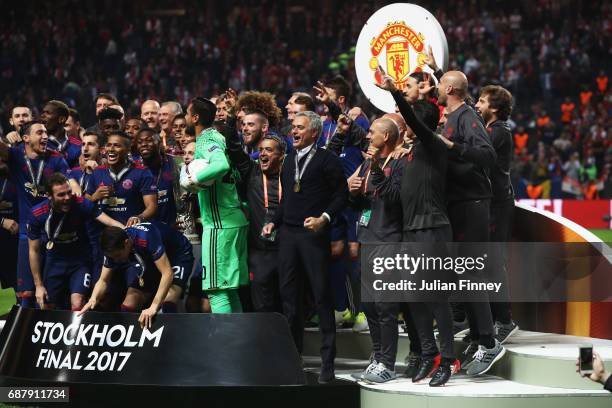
left=355, top=3, right=448, bottom=112
left=370, top=21, right=427, bottom=90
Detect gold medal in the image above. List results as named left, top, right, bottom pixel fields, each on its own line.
left=46, top=241, right=54, bottom=250
left=138, top=276, right=144, bottom=287
left=107, top=197, right=117, bottom=206
left=33, top=188, right=38, bottom=197
left=293, top=181, right=301, bottom=193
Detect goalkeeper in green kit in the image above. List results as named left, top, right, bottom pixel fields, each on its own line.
left=184, top=97, right=248, bottom=313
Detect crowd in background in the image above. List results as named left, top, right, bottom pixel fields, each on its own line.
left=0, top=0, right=610, bottom=198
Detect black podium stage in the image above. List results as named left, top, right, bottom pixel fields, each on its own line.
left=0, top=307, right=359, bottom=407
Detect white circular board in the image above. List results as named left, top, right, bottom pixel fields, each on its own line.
left=355, top=3, right=449, bottom=113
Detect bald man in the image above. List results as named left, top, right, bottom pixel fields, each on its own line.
left=347, top=117, right=405, bottom=383
left=382, top=112, right=408, bottom=147
left=436, top=71, right=503, bottom=377
left=141, top=100, right=161, bottom=130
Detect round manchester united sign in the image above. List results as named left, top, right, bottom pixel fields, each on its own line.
left=355, top=3, right=449, bottom=112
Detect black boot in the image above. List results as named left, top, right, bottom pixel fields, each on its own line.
left=429, top=365, right=451, bottom=387
left=412, top=356, right=439, bottom=383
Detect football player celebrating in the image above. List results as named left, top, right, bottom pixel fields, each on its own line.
left=136, top=128, right=180, bottom=226
left=85, top=130, right=157, bottom=227
left=28, top=173, right=123, bottom=310
left=41, top=100, right=82, bottom=168
left=0, top=120, right=69, bottom=307
left=80, top=221, right=194, bottom=328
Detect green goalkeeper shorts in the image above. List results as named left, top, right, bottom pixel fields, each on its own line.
left=201, top=226, right=248, bottom=291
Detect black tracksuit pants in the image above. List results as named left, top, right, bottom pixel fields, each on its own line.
left=448, top=200, right=495, bottom=347
left=249, top=247, right=281, bottom=313
left=278, top=224, right=336, bottom=368
left=363, top=301, right=400, bottom=370
left=489, top=199, right=514, bottom=324
left=403, top=226, right=455, bottom=363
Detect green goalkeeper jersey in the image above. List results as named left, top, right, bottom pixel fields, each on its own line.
left=194, top=128, right=248, bottom=229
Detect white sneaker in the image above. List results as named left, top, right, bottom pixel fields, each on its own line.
left=363, top=362, right=397, bottom=383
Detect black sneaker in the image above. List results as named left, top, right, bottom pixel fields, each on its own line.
left=412, top=355, right=440, bottom=383
left=494, top=321, right=519, bottom=344
left=460, top=342, right=479, bottom=369
left=404, top=352, right=422, bottom=379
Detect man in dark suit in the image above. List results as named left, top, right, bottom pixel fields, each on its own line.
left=262, top=111, right=348, bottom=384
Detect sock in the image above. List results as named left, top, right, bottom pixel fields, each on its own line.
left=161, top=302, right=178, bottom=313
left=208, top=289, right=242, bottom=313
left=120, top=304, right=136, bottom=313
left=329, top=254, right=347, bottom=312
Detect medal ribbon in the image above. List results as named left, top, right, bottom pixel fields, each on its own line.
left=262, top=172, right=282, bottom=209
left=49, top=135, right=68, bottom=153
left=44, top=208, right=67, bottom=247
left=24, top=155, right=45, bottom=194
left=293, top=145, right=317, bottom=188
left=364, top=154, right=394, bottom=194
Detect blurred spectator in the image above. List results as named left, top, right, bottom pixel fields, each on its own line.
left=0, top=0, right=608, bottom=200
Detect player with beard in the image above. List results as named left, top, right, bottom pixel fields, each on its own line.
left=80, top=221, right=193, bottom=326
left=4, top=106, right=32, bottom=145
left=184, top=97, right=249, bottom=313
left=85, top=130, right=157, bottom=227
left=136, top=128, right=180, bottom=226
left=67, top=132, right=105, bottom=282
left=436, top=71, right=504, bottom=376
left=28, top=173, right=123, bottom=310
left=0, top=120, right=69, bottom=307
left=41, top=100, right=81, bottom=168
left=241, top=110, right=269, bottom=158
left=475, top=85, right=518, bottom=344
